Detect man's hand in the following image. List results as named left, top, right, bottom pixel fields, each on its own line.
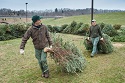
left=87, top=37, right=90, bottom=40
left=20, top=49, right=24, bottom=55
left=50, top=45, right=52, bottom=48
left=100, top=38, right=103, bottom=40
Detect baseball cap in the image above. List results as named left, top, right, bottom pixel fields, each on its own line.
left=92, top=19, right=96, bottom=22
left=32, top=15, right=43, bottom=23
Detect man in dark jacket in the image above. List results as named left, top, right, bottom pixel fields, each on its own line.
left=20, top=15, right=52, bottom=78
left=88, top=19, right=103, bottom=57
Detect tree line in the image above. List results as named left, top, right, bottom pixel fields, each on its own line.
left=0, top=8, right=124, bottom=17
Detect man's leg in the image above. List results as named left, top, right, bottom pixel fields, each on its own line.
left=35, top=49, right=43, bottom=72
left=91, top=37, right=99, bottom=56
left=41, top=49, right=49, bottom=78
left=35, top=49, right=49, bottom=78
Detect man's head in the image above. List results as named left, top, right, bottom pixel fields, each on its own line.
left=91, top=19, right=96, bottom=26
left=32, top=15, right=42, bottom=25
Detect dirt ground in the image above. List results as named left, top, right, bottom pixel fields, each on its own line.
left=0, top=17, right=32, bottom=24
left=113, top=42, right=125, bottom=48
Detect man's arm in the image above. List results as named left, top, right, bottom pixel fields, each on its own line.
left=45, top=26, right=52, bottom=47
left=98, top=26, right=102, bottom=37
left=20, top=29, right=31, bottom=50
left=98, top=26, right=103, bottom=40
left=87, top=27, right=91, bottom=40
left=88, top=26, right=91, bottom=37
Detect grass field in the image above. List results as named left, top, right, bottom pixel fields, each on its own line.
left=1, top=12, right=125, bottom=26
left=0, top=33, right=125, bottom=83
left=0, top=12, right=125, bottom=83
left=42, top=12, right=125, bottom=26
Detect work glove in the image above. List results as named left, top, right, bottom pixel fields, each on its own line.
left=87, top=37, right=90, bottom=40
left=50, top=45, right=52, bottom=48
left=100, top=38, right=103, bottom=40
left=20, top=49, right=24, bottom=55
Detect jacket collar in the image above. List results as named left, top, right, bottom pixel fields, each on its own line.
left=32, top=23, right=42, bottom=29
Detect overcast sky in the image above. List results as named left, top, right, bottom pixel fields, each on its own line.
left=0, top=0, right=125, bottom=11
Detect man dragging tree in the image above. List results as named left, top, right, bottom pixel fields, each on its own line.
left=20, top=15, right=52, bottom=78
left=88, top=19, right=103, bottom=57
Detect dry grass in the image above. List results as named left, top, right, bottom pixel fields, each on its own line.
left=0, top=34, right=125, bottom=83
left=0, top=17, right=32, bottom=24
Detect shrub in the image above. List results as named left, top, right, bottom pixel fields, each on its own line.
left=47, top=25, right=55, bottom=32
left=98, top=22, right=105, bottom=30
left=60, top=24, right=68, bottom=32
left=0, top=23, right=30, bottom=41
left=0, top=34, right=16, bottom=41
left=53, top=26, right=61, bottom=33
left=84, top=38, right=92, bottom=50
left=62, top=21, right=77, bottom=34
left=70, top=21, right=77, bottom=34
left=120, top=29, right=125, bottom=35
left=77, top=24, right=89, bottom=35
left=113, top=24, right=121, bottom=30
left=73, top=22, right=83, bottom=34
left=62, top=25, right=71, bottom=33
left=98, top=34, right=114, bottom=53
left=111, top=35, right=125, bottom=42
left=70, top=21, right=77, bottom=27
left=0, top=24, right=7, bottom=36
left=9, top=24, right=29, bottom=38
left=102, top=24, right=118, bottom=37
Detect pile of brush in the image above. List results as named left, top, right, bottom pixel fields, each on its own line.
left=84, top=34, right=114, bottom=54
left=48, top=35, right=86, bottom=73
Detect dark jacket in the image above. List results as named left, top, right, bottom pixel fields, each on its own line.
left=88, top=24, right=102, bottom=38
left=20, top=24, right=52, bottom=50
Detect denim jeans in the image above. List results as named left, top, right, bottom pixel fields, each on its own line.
left=91, top=37, right=99, bottom=56
left=35, top=49, right=49, bottom=74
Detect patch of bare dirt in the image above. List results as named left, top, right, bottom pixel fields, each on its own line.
left=0, top=18, right=31, bottom=24
left=113, top=43, right=125, bottom=48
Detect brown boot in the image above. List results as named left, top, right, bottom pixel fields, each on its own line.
left=44, top=73, right=49, bottom=78
left=44, top=72, right=49, bottom=78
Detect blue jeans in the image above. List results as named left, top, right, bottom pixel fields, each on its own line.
left=91, top=37, right=99, bottom=56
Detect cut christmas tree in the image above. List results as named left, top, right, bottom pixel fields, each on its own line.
left=49, top=34, right=86, bottom=73
left=84, top=34, right=114, bottom=54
